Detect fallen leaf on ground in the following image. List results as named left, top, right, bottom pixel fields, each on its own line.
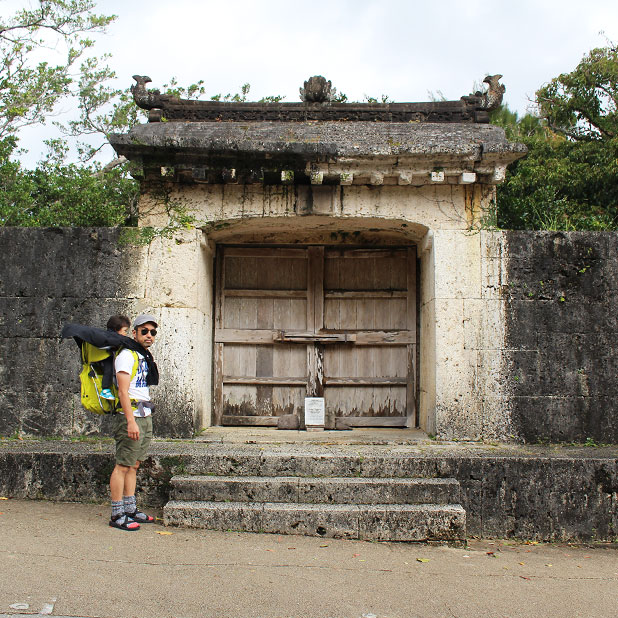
left=519, top=562, right=525, bottom=565
left=320, top=544, right=329, bottom=548
left=287, top=547, right=296, bottom=550
left=520, top=576, right=531, bottom=581
left=156, top=531, right=173, bottom=535
left=266, top=549, right=275, bottom=552
left=416, top=558, right=430, bottom=563
left=545, top=564, right=553, bottom=567
left=486, top=552, right=497, bottom=557
left=0, top=497, right=8, bottom=500
left=353, top=553, right=361, bottom=557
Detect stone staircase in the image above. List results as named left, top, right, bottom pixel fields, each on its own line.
left=163, top=450, right=466, bottom=541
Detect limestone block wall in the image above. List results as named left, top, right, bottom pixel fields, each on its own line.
left=418, top=230, right=513, bottom=440
left=422, top=229, right=618, bottom=443
left=504, top=231, right=618, bottom=443
left=0, top=228, right=207, bottom=438
left=2, top=225, right=617, bottom=443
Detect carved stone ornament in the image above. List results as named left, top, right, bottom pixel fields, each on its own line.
left=299, top=76, right=333, bottom=103
left=131, top=75, right=160, bottom=109
left=475, top=74, right=506, bottom=111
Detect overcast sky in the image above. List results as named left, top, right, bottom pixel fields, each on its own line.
left=6, top=0, right=618, bottom=164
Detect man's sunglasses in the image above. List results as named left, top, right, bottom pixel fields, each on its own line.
left=139, top=328, right=157, bottom=336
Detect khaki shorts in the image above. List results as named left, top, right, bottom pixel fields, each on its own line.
left=114, top=415, right=153, bottom=467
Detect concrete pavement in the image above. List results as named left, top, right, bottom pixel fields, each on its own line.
left=1, top=499, right=617, bottom=618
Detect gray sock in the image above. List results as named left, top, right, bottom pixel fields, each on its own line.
left=123, top=495, right=137, bottom=514
left=111, top=500, right=124, bottom=519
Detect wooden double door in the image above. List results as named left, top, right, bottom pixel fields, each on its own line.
left=214, top=245, right=417, bottom=428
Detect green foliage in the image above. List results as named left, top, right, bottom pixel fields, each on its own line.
left=536, top=45, right=618, bottom=141
left=364, top=94, right=392, bottom=104
left=0, top=0, right=115, bottom=141
left=495, top=45, right=618, bottom=231
left=0, top=139, right=138, bottom=226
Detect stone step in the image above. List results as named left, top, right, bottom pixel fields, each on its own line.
left=169, top=475, right=460, bottom=505
left=160, top=450, right=453, bottom=478
left=163, top=500, right=466, bottom=541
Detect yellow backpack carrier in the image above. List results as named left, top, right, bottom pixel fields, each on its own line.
left=79, top=343, right=138, bottom=414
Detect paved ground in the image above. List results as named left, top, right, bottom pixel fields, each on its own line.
left=0, top=499, right=617, bottom=618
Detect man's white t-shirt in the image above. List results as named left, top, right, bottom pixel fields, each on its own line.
left=115, top=349, right=151, bottom=417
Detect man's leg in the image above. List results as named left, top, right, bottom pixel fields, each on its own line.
left=110, top=415, right=142, bottom=531
left=110, top=464, right=130, bottom=502
left=123, top=460, right=154, bottom=523
left=123, top=462, right=139, bottom=497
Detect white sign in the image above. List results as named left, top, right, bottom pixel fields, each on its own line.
left=304, top=397, right=325, bottom=426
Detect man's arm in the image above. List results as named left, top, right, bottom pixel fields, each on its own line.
left=117, top=371, right=139, bottom=441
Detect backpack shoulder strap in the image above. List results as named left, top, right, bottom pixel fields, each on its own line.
left=116, top=347, right=140, bottom=382
left=129, top=350, right=139, bottom=382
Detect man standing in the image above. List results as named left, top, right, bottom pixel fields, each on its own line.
left=109, top=314, right=159, bottom=531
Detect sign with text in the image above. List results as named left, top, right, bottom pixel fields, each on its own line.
left=304, top=397, right=325, bottom=427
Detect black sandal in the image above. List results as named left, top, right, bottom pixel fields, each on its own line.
left=109, top=513, right=140, bottom=531
left=125, top=510, right=154, bottom=523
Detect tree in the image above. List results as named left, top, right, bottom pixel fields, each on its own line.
left=495, top=45, right=618, bottom=231
left=536, top=45, right=618, bottom=141
left=0, top=1, right=136, bottom=227
left=0, top=1, right=114, bottom=142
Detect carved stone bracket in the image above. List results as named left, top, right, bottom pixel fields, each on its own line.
left=475, top=74, right=505, bottom=111
left=131, top=74, right=180, bottom=110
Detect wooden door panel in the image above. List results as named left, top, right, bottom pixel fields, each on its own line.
left=325, top=386, right=407, bottom=421
left=223, top=344, right=306, bottom=379
left=324, top=346, right=407, bottom=378
left=324, top=251, right=407, bottom=290
left=215, top=245, right=417, bottom=427
left=225, top=255, right=308, bottom=291
left=224, top=296, right=308, bottom=330
left=324, top=297, right=408, bottom=330
left=222, top=384, right=306, bottom=421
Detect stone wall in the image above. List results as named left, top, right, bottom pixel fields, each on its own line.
left=1, top=227, right=618, bottom=443
left=0, top=228, right=199, bottom=438
left=504, top=231, right=618, bottom=443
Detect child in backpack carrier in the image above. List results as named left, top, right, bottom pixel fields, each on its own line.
left=100, top=315, right=131, bottom=400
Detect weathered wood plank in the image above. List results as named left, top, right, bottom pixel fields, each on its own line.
left=325, top=249, right=407, bottom=259
left=407, top=246, right=417, bottom=343
left=215, top=329, right=278, bottom=344
left=309, top=246, right=324, bottom=333
left=324, top=291, right=407, bottom=299
left=215, top=246, right=225, bottom=329
left=221, top=415, right=279, bottom=426
left=223, top=376, right=307, bottom=385
left=223, top=247, right=307, bottom=258
left=224, top=289, right=307, bottom=299
left=406, top=344, right=417, bottom=428
left=213, top=343, right=224, bottom=425
left=307, top=344, right=324, bottom=397
left=324, top=377, right=407, bottom=385
left=354, top=331, right=414, bottom=345
left=336, top=416, right=408, bottom=427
